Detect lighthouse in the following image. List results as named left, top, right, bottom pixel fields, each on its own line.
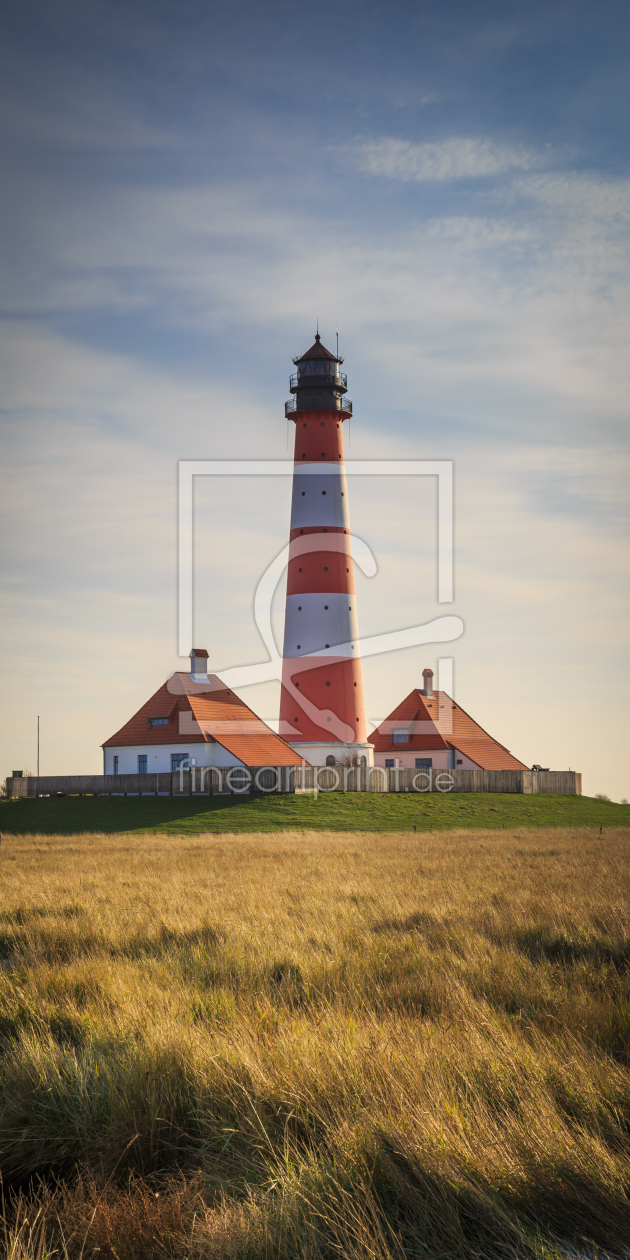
left=279, top=333, right=373, bottom=767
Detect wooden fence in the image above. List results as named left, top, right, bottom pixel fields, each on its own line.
left=6, top=767, right=581, bottom=798
left=5, top=768, right=292, bottom=798
left=294, top=767, right=581, bottom=794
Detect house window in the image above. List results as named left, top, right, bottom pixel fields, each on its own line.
left=171, top=753, right=189, bottom=772
left=150, top=717, right=169, bottom=726
left=415, top=758, right=432, bottom=769
left=138, top=755, right=147, bottom=774
left=113, top=755, right=118, bottom=775
left=456, top=759, right=463, bottom=765
left=392, top=729, right=408, bottom=744
left=385, top=759, right=395, bottom=768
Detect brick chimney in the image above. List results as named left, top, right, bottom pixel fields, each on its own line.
left=190, top=648, right=209, bottom=683
left=422, top=667, right=434, bottom=698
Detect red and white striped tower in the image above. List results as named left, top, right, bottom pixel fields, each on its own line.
left=279, top=333, right=373, bottom=767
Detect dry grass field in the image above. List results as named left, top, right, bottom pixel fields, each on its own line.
left=0, top=826, right=629, bottom=1259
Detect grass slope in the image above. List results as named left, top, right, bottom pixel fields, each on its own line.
left=1, top=790, right=627, bottom=836
left=0, top=827, right=629, bottom=1260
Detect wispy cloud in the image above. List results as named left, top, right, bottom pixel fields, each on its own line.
left=515, top=171, right=630, bottom=221
left=352, top=136, right=549, bottom=181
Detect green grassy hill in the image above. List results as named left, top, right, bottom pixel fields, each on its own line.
left=1, top=790, right=627, bottom=835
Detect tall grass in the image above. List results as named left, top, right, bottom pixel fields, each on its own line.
left=0, top=827, right=629, bottom=1259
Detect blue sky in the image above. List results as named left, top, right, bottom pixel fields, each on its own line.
left=1, top=0, right=629, bottom=796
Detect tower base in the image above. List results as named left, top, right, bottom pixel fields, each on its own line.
left=288, top=741, right=374, bottom=768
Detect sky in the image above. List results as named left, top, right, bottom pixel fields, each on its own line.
left=1, top=0, right=629, bottom=798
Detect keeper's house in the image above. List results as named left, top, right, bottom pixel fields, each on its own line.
left=102, top=649, right=304, bottom=775
left=369, top=668, right=527, bottom=772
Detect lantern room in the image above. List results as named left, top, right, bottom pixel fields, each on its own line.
left=286, top=332, right=352, bottom=416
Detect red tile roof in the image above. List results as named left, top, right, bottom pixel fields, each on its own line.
left=103, top=673, right=304, bottom=766
left=368, top=688, right=527, bottom=770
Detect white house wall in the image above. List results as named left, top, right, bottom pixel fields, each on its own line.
left=102, top=742, right=245, bottom=774
left=450, top=750, right=484, bottom=770
left=372, top=748, right=482, bottom=770
left=289, top=740, right=374, bottom=767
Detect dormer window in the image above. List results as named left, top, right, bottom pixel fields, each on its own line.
left=392, top=728, right=408, bottom=744
left=150, top=717, right=169, bottom=726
